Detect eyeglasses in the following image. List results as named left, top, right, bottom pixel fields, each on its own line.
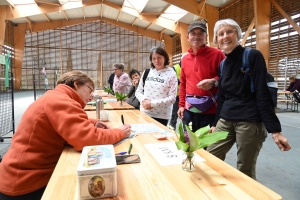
left=113, top=68, right=119, bottom=71
left=84, top=84, right=94, bottom=96
left=218, top=29, right=236, bottom=37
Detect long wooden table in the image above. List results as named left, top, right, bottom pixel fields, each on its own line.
left=42, top=110, right=282, bottom=200
left=93, top=90, right=115, bottom=97
left=277, top=91, right=298, bottom=112
left=84, top=101, right=135, bottom=110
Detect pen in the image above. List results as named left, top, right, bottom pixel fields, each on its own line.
left=121, top=114, right=124, bottom=125
left=115, top=151, right=127, bottom=155
left=128, top=143, right=133, bottom=155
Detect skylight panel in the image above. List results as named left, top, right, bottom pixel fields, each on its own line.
left=123, top=0, right=149, bottom=14
left=9, top=0, right=35, bottom=5
left=160, top=5, right=188, bottom=21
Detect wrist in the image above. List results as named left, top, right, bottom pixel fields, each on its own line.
left=213, top=78, right=218, bottom=87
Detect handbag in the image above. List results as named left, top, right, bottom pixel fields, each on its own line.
left=185, top=92, right=217, bottom=113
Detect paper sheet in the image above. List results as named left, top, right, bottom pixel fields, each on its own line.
left=130, top=123, right=164, bottom=133
left=144, top=142, right=205, bottom=166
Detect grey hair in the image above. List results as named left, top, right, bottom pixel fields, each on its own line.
left=113, top=63, right=125, bottom=71
left=213, top=19, right=242, bottom=44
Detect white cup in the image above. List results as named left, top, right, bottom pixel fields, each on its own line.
left=100, top=110, right=109, bottom=122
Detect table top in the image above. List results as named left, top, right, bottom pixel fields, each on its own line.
left=277, top=91, right=293, bottom=95
left=42, top=110, right=282, bottom=200
left=93, top=90, right=115, bottom=97
left=84, top=101, right=135, bottom=110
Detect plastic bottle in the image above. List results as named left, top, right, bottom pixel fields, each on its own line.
left=96, top=97, right=104, bottom=119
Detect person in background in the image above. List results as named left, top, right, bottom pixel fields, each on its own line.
left=266, top=72, right=278, bottom=112
left=168, top=61, right=181, bottom=130
left=126, top=69, right=141, bottom=109
left=113, top=63, right=132, bottom=94
left=136, top=47, right=177, bottom=126
left=108, top=72, right=115, bottom=89
left=0, top=71, right=131, bottom=200
left=286, top=75, right=300, bottom=92
left=177, top=20, right=225, bottom=132
left=207, top=18, right=291, bottom=180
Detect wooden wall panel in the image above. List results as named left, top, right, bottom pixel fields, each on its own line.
left=253, top=0, right=271, bottom=67
left=0, top=6, right=6, bottom=47
left=14, top=24, right=26, bottom=89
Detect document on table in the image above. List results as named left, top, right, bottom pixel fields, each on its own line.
left=130, top=123, right=164, bottom=133
left=144, top=142, right=205, bottom=166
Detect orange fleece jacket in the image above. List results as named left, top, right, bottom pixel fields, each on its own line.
left=0, top=84, right=124, bottom=196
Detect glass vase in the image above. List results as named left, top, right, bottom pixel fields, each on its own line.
left=182, top=151, right=195, bottom=172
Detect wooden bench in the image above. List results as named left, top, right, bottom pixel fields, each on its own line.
left=277, top=99, right=298, bottom=112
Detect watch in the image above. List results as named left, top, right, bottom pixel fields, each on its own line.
left=214, top=79, right=219, bottom=87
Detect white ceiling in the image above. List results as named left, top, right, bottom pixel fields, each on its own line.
left=1, top=0, right=232, bottom=36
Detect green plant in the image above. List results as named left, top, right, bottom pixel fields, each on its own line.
left=176, top=122, right=228, bottom=153
left=176, top=122, right=228, bottom=171
left=103, top=86, right=114, bottom=95
left=115, top=92, right=128, bottom=105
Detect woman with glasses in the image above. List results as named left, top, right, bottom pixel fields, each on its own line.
left=207, top=19, right=291, bottom=180
left=0, top=70, right=131, bottom=200
left=112, top=63, right=132, bottom=94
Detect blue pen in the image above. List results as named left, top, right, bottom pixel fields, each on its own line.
left=115, top=151, right=127, bottom=155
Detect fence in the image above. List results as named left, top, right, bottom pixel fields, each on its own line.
left=0, top=72, right=15, bottom=142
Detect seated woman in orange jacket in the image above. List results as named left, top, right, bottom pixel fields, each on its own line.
left=0, top=70, right=131, bottom=200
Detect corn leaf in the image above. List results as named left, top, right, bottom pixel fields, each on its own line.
left=198, top=131, right=228, bottom=149
left=178, top=122, right=185, bottom=143
left=195, top=125, right=210, bottom=137
left=175, top=140, right=189, bottom=152
left=186, top=125, right=200, bottom=152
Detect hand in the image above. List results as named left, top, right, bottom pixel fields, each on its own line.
left=177, top=107, right=185, bottom=119
left=196, top=78, right=216, bottom=90
left=132, top=78, right=139, bottom=87
left=142, top=99, right=152, bottom=110
left=209, top=126, right=215, bottom=133
left=95, top=121, right=110, bottom=129
left=272, top=132, right=291, bottom=151
left=119, top=124, right=131, bottom=138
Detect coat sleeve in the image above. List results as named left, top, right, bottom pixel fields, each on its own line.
left=45, top=98, right=125, bottom=151
left=251, top=50, right=281, bottom=133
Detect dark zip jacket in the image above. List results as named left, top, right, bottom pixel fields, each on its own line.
left=213, top=45, right=281, bottom=133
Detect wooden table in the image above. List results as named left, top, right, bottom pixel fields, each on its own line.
left=42, top=110, right=282, bottom=200
left=84, top=101, right=135, bottom=111
left=277, top=91, right=298, bottom=112
left=93, top=90, right=115, bottom=97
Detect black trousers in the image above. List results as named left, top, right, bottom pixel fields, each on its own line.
left=169, top=96, right=179, bottom=127
left=0, top=186, right=46, bottom=200
left=152, top=117, right=168, bottom=126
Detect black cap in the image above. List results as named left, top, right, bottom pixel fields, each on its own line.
left=188, top=20, right=207, bottom=33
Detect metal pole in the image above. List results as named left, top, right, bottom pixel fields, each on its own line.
left=11, top=72, right=15, bottom=133
left=33, top=73, right=36, bottom=100
left=284, top=58, right=288, bottom=90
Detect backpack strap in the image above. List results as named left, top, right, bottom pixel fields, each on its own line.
left=220, top=48, right=254, bottom=93
left=240, top=48, right=254, bottom=93
left=142, top=68, right=150, bottom=86
left=219, top=59, right=226, bottom=80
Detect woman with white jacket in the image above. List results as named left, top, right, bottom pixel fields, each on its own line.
left=136, top=47, right=177, bottom=126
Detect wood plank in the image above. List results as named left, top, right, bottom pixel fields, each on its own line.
left=42, top=110, right=282, bottom=200
left=84, top=101, right=135, bottom=111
